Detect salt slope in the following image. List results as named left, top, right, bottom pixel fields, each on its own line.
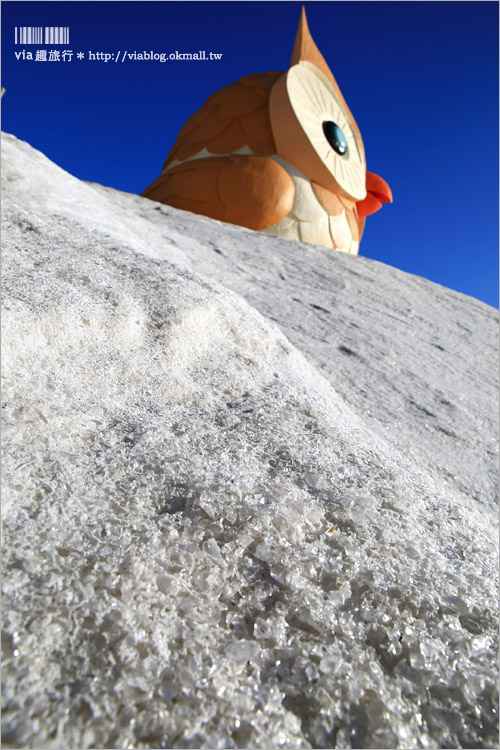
left=1, top=132, right=498, bottom=749
left=95, top=185, right=499, bottom=521
left=4, top=132, right=497, bottom=518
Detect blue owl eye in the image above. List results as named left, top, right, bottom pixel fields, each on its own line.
left=323, top=121, right=348, bottom=156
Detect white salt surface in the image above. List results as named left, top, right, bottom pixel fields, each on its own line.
left=1, top=132, right=498, bottom=748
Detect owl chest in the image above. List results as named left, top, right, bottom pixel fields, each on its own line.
left=263, top=157, right=360, bottom=255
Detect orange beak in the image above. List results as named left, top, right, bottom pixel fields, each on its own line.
left=357, top=171, right=393, bottom=218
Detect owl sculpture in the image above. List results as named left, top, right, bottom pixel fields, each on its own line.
left=142, top=7, right=392, bottom=254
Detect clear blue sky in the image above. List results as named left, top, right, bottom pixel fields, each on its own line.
left=2, top=1, right=498, bottom=308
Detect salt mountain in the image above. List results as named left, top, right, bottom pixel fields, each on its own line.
left=1, top=132, right=498, bottom=749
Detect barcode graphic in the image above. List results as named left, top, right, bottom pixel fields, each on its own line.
left=14, top=27, right=70, bottom=44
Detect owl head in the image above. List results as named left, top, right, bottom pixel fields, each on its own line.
left=271, top=7, right=368, bottom=202
left=143, top=6, right=392, bottom=252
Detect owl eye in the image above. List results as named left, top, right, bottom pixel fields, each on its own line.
left=270, top=61, right=367, bottom=200
left=323, top=121, right=348, bottom=156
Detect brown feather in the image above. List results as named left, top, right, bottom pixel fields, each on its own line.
left=163, top=73, right=281, bottom=169
left=311, top=182, right=344, bottom=216
left=142, top=155, right=294, bottom=231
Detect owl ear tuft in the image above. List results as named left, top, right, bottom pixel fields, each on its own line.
left=291, top=6, right=336, bottom=90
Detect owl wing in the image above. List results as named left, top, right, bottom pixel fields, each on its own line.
left=142, top=155, right=295, bottom=231
left=163, top=72, right=282, bottom=169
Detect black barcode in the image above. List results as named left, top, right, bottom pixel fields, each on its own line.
left=14, top=27, right=70, bottom=45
